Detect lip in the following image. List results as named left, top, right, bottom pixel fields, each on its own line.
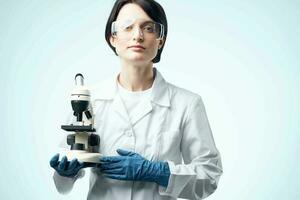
left=128, top=45, right=145, bottom=50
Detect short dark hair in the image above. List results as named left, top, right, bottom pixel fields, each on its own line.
left=105, top=0, right=168, bottom=63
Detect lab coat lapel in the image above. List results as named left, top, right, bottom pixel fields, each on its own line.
left=151, top=68, right=170, bottom=107
left=91, top=74, right=129, bottom=123
left=130, top=68, right=170, bottom=126
left=130, top=99, right=153, bottom=126
left=112, top=93, right=130, bottom=122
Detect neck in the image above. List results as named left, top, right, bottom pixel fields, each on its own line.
left=118, top=61, right=154, bottom=91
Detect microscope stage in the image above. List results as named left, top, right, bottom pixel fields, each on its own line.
left=61, top=125, right=96, bottom=132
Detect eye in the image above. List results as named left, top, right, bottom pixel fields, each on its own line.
left=123, top=25, right=133, bottom=31
left=143, top=25, right=154, bottom=33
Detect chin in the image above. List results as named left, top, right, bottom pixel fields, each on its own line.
left=120, top=52, right=155, bottom=64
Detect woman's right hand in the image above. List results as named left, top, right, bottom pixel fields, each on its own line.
left=50, top=154, right=86, bottom=178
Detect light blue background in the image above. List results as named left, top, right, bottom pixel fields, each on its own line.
left=0, top=0, right=299, bottom=199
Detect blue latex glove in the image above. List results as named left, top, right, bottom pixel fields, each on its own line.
left=50, top=154, right=90, bottom=178
left=99, top=149, right=170, bottom=187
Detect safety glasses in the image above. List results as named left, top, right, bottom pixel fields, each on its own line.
left=111, top=18, right=164, bottom=40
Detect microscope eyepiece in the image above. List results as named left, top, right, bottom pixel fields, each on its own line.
left=75, top=73, right=84, bottom=86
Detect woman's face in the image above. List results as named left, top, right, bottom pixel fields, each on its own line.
left=110, top=3, right=164, bottom=65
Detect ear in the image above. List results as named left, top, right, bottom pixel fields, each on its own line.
left=110, top=36, right=116, bottom=48
left=158, top=39, right=164, bottom=49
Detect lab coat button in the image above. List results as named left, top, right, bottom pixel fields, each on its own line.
left=125, top=131, right=132, bottom=137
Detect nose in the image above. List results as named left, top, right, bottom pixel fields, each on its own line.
left=132, top=27, right=144, bottom=42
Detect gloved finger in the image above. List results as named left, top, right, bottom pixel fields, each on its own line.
left=104, top=173, right=127, bottom=180
left=68, top=158, right=78, bottom=171
left=100, top=156, right=123, bottom=163
left=100, top=162, right=123, bottom=170
left=116, top=149, right=136, bottom=157
left=58, top=156, right=68, bottom=171
left=50, top=153, right=60, bottom=168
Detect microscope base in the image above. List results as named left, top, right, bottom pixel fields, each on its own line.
left=65, top=150, right=102, bottom=163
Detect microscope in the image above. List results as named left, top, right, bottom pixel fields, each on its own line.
left=61, top=73, right=101, bottom=163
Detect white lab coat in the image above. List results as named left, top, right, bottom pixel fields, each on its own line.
left=53, top=68, right=223, bottom=200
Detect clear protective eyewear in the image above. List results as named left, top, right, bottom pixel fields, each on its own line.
left=111, top=19, right=165, bottom=40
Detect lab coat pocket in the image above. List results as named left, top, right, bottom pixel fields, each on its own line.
left=156, top=129, right=182, bottom=161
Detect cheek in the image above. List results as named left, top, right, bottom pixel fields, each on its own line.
left=114, top=39, right=128, bottom=54
left=147, top=42, right=160, bottom=56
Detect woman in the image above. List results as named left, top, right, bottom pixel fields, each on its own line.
left=50, top=0, right=223, bottom=199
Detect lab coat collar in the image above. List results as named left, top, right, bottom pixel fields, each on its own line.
left=92, top=68, right=170, bottom=108
left=151, top=68, right=171, bottom=107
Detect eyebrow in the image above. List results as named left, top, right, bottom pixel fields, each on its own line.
left=119, top=19, right=155, bottom=24
left=140, top=21, right=155, bottom=27
left=140, top=20, right=155, bottom=24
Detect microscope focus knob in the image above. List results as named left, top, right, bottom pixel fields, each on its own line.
left=88, top=134, right=100, bottom=146
left=67, top=134, right=75, bottom=145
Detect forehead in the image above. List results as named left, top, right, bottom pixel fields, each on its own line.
left=116, top=3, right=152, bottom=22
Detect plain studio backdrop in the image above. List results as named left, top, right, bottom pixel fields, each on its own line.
left=0, top=0, right=299, bottom=199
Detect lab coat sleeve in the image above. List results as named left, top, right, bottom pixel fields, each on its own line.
left=159, top=96, right=223, bottom=199
left=53, top=170, right=85, bottom=194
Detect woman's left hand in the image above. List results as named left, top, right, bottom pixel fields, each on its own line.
left=99, top=149, right=170, bottom=187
